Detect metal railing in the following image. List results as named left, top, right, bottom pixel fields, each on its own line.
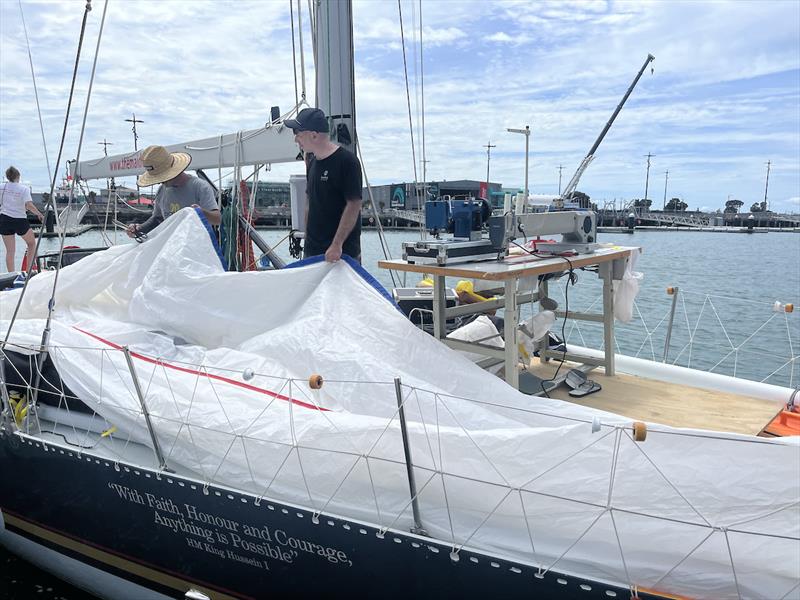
left=1, top=338, right=796, bottom=599
left=545, top=284, right=798, bottom=388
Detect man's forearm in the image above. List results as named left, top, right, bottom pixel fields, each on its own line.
left=137, top=213, right=162, bottom=234
left=331, top=201, right=361, bottom=247
left=200, top=208, right=222, bottom=226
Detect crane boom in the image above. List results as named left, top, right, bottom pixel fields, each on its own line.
left=559, top=53, right=655, bottom=206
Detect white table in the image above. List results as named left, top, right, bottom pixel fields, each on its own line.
left=379, top=246, right=637, bottom=389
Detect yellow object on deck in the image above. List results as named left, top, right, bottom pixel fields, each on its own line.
left=455, top=280, right=492, bottom=303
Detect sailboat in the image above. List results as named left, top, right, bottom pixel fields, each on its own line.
left=1, top=2, right=798, bottom=600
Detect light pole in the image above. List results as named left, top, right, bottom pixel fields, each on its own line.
left=662, top=169, right=669, bottom=211
left=125, top=113, right=144, bottom=199
left=421, top=158, right=430, bottom=202
left=125, top=113, right=144, bottom=151
left=507, top=125, right=530, bottom=213
left=98, top=139, right=116, bottom=211
left=483, top=140, right=496, bottom=188
left=643, top=152, right=655, bottom=210
left=98, top=139, right=113, bottom=156
left=557, top=164, right=564, bottom=195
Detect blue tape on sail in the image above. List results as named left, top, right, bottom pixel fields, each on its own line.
left=285, top=254, right=399, bottom=310
left=194, top=207, right=226, bottom=270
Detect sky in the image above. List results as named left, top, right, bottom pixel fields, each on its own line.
left=1, top=0, right=799, bottom=214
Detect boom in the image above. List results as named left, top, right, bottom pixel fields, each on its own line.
left=69, top=124, right=300, bottom=181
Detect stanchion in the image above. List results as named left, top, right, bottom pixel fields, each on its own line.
left=394, top=377, right=427, bottom=536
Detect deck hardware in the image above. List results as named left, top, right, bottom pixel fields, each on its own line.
left=394, top=377, right=427, bottom=536
left=122, top=346, right=169, bottom=472
left=632, top=421, right=647, bottom=442
left=0, top=351, right=12, bottom=423
left=663, top=286, right=679, bottom=362
left=309, top=374, right=324, bottom=389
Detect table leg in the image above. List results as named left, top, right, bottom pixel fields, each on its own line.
left=601, top=263, right=616, bottom=376
left=538, top=278, right=550, bottom=365
left=433, top=275, right=447, bottom=340
left=504, top=279, right=519, bottom=389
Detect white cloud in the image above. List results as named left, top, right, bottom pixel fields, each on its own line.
left=1, top=0, right=798, bottom=216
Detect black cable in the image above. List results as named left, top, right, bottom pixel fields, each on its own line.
left=539, top=267, right=574, bottom=398
left=40, top=430, right=101, bottom=449
left=507, top=241, right=576, bottom=397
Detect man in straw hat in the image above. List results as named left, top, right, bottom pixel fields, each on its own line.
left=285, top=107, right=362, bottom=263
left=126, top=145, right=220, bottom=238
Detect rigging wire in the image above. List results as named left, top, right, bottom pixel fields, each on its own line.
left=411, top=0, right=421, bottom=203
left=396, top=0, right=426, bottom=243
left=297, top=0, right=308, bottom=103
left=8, top=0, right=110, bottom=417
left=18, top=0, right=53, bottom=189
left=289, top=0, right=300, bottom=108
left=356, top=139, right=397, bottom=288
left=306, top=0, right=316, bottom=62
left=397, top=0, right=420, bottom=210
left=47, top=0, right=110, bottom=291
left=419, top=0, right=427, bottom=199
left=3, top=0, right=96, bottom=347
left=324, top=0, right=332, bottom=111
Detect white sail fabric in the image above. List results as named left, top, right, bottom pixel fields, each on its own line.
left=2, top=209, right=798, bottom=600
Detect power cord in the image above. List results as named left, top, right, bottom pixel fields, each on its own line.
left=509, top=241, right=575, bottom=397
left=539, top=265, right=574, bottom=397
left=40, top=429, right=101, bottom=449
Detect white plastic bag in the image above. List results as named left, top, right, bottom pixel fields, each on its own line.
left=517, top=309, right=555, bottom=360
left=447, top=315, right=504, bottom=373
left=612, top=248, right=643, bottom=323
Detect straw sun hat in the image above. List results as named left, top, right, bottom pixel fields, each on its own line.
left=137, top=145, right=192, bottom=187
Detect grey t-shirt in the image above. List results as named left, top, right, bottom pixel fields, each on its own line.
left=139, top=176, right=218, bottom=233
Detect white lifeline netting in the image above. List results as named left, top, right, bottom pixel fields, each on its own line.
left=2, top=209, right=798, bottom=600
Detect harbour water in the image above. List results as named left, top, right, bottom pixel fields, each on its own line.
left=1, top=226, right=799, bottom=597
left=11, top=226, right=800, bottom=385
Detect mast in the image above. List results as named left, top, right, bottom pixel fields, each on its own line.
left=763, top=160, right=771, bottom=212
left=314, top=0, right=356, bottom=153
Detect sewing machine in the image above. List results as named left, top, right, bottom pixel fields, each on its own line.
left=488, top=210, right=598, bottom=257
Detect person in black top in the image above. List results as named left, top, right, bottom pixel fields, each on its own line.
left=285, top=108, right=362, bottom=262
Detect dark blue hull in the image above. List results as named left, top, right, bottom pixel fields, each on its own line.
left=0, top=429, right=664, bottom=599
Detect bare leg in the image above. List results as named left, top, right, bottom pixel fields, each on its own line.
left=21, top=229, right=37, bottom=272
left=2, top=235, right=15, bottom=272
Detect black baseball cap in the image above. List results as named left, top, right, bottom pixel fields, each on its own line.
left=285, top=108, right=330, bottom=133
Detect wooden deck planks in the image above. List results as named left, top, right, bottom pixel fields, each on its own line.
left=525, top=361, right=784, bottom=436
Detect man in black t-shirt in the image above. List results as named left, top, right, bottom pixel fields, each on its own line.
left=286, top=108, right=362, bottom=262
